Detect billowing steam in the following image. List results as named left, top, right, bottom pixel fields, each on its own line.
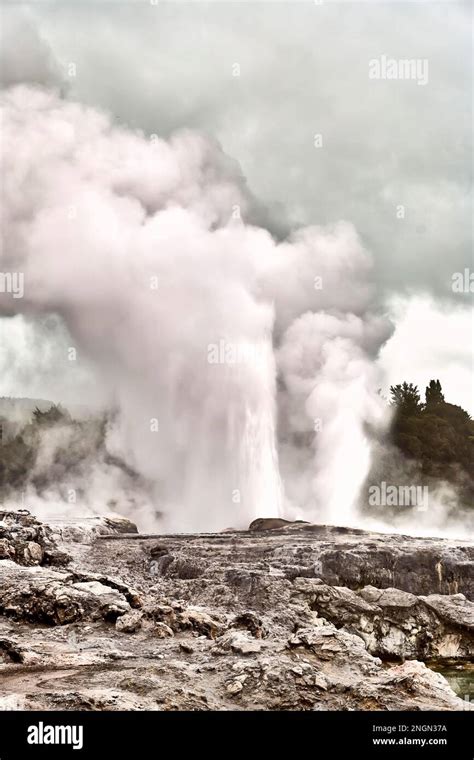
left=0, top=84, right=390, bottom=531
left=277, top=312, right=391, bottom=526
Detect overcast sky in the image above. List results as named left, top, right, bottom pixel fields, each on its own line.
left=0, top=0, right=472, bottom=412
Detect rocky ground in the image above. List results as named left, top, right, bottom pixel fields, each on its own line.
left=0, top=510, right=472, bottom=711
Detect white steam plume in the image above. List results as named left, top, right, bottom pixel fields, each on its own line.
left=0, top=85, right=390, bottom=531
left=277, top=312, right=392, bottom=525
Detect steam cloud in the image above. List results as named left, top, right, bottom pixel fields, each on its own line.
left=1, top=6, right=470, bottom=536
left=0, top=84, right=390, bottom=531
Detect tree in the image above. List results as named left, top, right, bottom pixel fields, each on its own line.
left=389, top=382, right=422, bottom=415
left=425, top=379, right=444, bottom=406
left=32, top=404, right=70, bottom=427
left=369, top=379, right=474, bottom=512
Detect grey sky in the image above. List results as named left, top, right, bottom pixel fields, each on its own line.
left=1, top=0, right=472, bottom=411
left=19, top=0, right=472, bottom=298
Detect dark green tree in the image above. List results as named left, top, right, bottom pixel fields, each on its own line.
left=425, top=379, right=444, bottom=406
left=366, top=379, right=474, bottom=513
left=389, top=382, right=422, bottom=415
left=32, top=404, right=70, bottom=427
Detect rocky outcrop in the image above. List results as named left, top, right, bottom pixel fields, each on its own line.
left=249, top=518, right=310, bottom=531
left=0, top=512, right=142, bottom=626
left=141, top=523, right=473, bottom=600
left=0, top=562, right=136, bottom=625
left=0, top=509, right=69, bottom=566
left=292, top=580, right=473, bottom=660
left=0, top=512, right=472, bottom=711
left=47, top=514, right=138, bottom=545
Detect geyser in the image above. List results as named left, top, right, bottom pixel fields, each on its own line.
left=0, top=85, right=389, bottom=531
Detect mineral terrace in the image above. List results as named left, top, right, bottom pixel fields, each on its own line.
left=0, top=510, right=472, bottom=711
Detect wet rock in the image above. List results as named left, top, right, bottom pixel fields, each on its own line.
left=143, top=602, right=177, bottom=627
left=249, top=518, right=309, bottom=531
left=24, top=542, right=43, bottom=564
left=227, top=680, right=243, bottom=695
left=295, top=583, right=474, bottom=661
left=115, top=610, right=143, bottom=633
left=214, top=631, right=265, bottom=655
left=154, top=622, right=174, bottom=638
left=230, top=611, right=266, bottom=638
left=0, top=562, right=131, bottom=625
left=48, top=514, right=138, bottom=546
left=71, top=573, right=142, bottom=609
left=0, top=539, right=13, bottom=560
left=0, top=510, right=69, bottom=567
left=70, top=581, right=130, bottom=621
left=103, top=516, right=138, bottom=535
left=0, top=637, right=25, bottom=663
left=163, top=558, right=205, bottom=580
left=150, top=553, right=174, bottom=577
left=176, top=608, right=225, bottom=639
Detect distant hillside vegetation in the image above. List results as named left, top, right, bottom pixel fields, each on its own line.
left=366, top=379, right=474, bottom=515
left=0, top=403, right=106, bottom=498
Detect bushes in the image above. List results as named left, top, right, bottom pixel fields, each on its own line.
left=381, top=379, right=474, bottom=509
